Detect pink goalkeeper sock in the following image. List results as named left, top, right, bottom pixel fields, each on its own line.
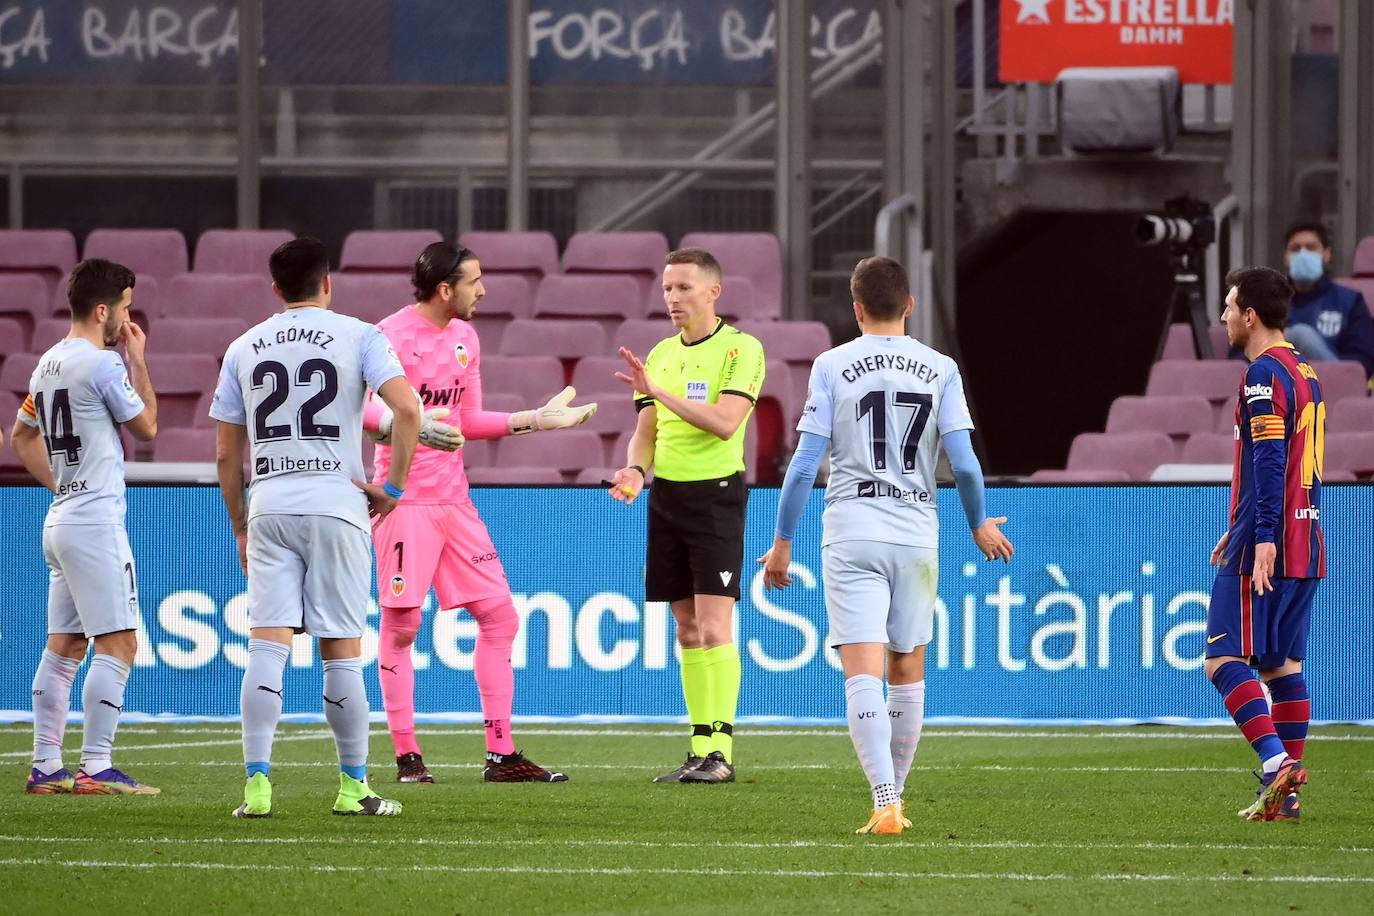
left=379, top=606, right=422, bottom=758
left=468, top=595, right=519, bottom=754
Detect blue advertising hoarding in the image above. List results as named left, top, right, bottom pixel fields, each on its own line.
left=0, top=484, right=1370, bottom=724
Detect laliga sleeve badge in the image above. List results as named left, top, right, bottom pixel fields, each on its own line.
left=390, top=575, right=406, bottom=597
left=454, top=343, right=470, bottom=368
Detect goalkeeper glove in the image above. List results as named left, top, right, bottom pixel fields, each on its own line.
left=509, top=386, right=598, bottom=436
left=371, top=406, right=465, bottom=452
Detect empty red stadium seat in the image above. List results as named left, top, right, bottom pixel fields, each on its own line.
left=0, top=319, right=28, bottom=372
left=145, top=354, right=219, bottom=429
left=1324, top=432, right=1374, bottom=477
left=1206, top=325, right=1231, bottom=359
left=194, top=229, right=294, bottom=274
left=0, top=390, right=22, bottom=471
left=679, top=232, right=783, bottom=320
left=1028, top=469, right=1131, bottom=483
left=459, top=439, right=493, bottom=468
left=497, top=429, right=606, bottom=471
left=0, top=353, right=38, bottom=398
left=468, top=467, right=566, bottom=485
left=570, top=357, right=629, bottom=395
left=1147, top=360, right=1241, bottom=406
left=153, top=318, right=248, bottom=361
left=1160, top=323, right=1197, bottom=361
left=328, top=273, right=415, bottom=325
left=1066, top=432, right=1176, bottom=481
left=707, top=277, right=757, bottom=323
left=1311, top=361, right=1368, bottom=404
left=0, top=230, right=77, bottom=299
left=0, top=273, right=53, bottom=339
left=83, top=229, right=188, bottom=281
left=1180, top=433, right=1235, bottom=464
left=735, top=319, right=831, bottom=363
left=153, top=427, right=218, bottom=462
left=563, top=231, right=668, bottom=299
left=340, top=230, right=443, bottom=273
left=29, top=319, right=70, bottom=352
left=165, top=273, right=275, bottom=322
left=613, top=319, right=675, bottom=357
left=535, top=274, right=642, bottom=325
left=1330, top=396, right=1374, bottom=432
left=476, top=275, right=534, bottom=320
left=458, top=231, right=560, bottom=286
left=1351, top=235, right=1374, bottom=276
left=1106, top=396, right=1214, bottom=441
left=497, top=319, right=607, bottom=362
left=479, top=356, right=564, bottom=406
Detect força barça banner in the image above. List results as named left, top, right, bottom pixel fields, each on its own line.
left=0, top=484, right=1369, bottom=724
left=1000, top=0, right=1234, bottom=84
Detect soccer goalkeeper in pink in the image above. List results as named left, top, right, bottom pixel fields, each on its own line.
left=363, top=242, right=596, bottom=783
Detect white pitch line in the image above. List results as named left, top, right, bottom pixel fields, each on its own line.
left=0, top=857, right=1370, bottom=884
left=1, top=834, right=1368, bottom=857
left=0, top=731, right=330, bottom=760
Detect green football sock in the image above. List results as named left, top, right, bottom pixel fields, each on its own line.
left=680, top=647, right=713, bottom=758
left=703, top=643, right=741, bottom=763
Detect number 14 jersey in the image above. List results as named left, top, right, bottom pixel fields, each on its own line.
left=796, top=334, right=973, bottom=549
left=211, top=306, right=405, bottom=533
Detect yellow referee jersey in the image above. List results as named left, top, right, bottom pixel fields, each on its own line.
left=634, top=319, right=766, bottom=482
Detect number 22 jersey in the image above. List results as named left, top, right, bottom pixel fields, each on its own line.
left=210, top=306, right=406, bottom=533
left=796, top=334, right=973, bottom=549
left=19, top=338, right=145, bottom=527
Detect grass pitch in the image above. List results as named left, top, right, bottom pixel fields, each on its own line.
left=1, top=723, right=1371, bottom=914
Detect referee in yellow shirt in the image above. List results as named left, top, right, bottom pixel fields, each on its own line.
left=611, top=247, right=765, bottom=784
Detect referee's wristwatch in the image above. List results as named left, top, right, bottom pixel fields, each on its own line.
left=627, top=464, right=647, bottom=481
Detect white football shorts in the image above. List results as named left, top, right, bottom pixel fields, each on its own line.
left=247, top=514, right=372, bottom=638
left=821, top=540, right=937, bottom=653
left=43, top=523, right=141, bottom=638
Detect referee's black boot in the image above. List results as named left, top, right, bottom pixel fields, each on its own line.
left=652, top=754, right=704, bottom=783
left=680, top=751, right=735, bottom=784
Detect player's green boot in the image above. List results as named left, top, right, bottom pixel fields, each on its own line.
left=232, top=772, right=272, bottom=818
left=332, top=773, right=402, bottom=816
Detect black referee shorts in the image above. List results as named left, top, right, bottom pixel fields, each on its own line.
left=645, top=473, right=747, bottom=602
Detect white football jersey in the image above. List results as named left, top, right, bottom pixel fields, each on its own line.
left=796, top=334, right=973, bottom=548
left=210, top=306, right=405, bottom=533
left=20, top=338, right=144, bottom=527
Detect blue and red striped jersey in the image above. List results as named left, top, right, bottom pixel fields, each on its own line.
left=1220, top=342, right=1326, bottom=579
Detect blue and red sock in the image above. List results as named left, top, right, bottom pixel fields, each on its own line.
left=1267, top=672, right=1309, bottom=762
left=1210, top=661, right=1286, bottom=765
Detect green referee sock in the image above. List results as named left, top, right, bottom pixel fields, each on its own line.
left=703, top=643, right=741, bottom=763
left=680, top=647, right=713, bottom=758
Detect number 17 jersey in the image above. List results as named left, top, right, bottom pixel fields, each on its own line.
left=210, top=306, right=406, bottom=533
left=797, top=334, right=973, bottom=548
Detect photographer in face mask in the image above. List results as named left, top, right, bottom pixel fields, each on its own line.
left=1279, top=222, right=1374, bottom=380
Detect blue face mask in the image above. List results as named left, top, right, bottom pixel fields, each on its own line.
left=1288, top=248, right=1325, bottom=284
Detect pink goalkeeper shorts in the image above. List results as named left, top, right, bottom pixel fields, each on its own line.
left=373, top=501, right=510, bottom=610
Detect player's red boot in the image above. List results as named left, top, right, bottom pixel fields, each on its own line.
left=482, top=751, right=568, bottom=783
left=396, top=753, right=434, bottom=784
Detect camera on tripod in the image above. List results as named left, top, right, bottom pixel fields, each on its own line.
left=1135, top=195, right=1215, bottom=251
left=1136, top=195, right=1217, bottom=357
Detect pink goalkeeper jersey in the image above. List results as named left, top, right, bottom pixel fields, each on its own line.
left=371, top=305, right=507, bottom=504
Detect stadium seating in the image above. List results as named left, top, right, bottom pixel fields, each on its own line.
left=30, top=318, right=71, bottom=351
left=1331, top=396, right=1374, bottom=431
left=165, top=273, right=275, bottom=322
left=476, top=275, right=534, bottom=320
left=613, top=318, right=675, bottom=357
left=468, top=467, right=565, bottom=484
left=1207, top=325, right=1230, bottom=358
left=1159, top=323, right=1198, bottom=361
left=497, top=319, right=607, bottom=362
left=479, top=392, right=524, bottom=414
left=83, top=229, right=187, bottom=281
left=153, top=318, right=248, bottom=361
left=534, top=275, right=642, bottom=332
left=1324, top=432, right=1374, bottom=477
left=702, top=277, right=756, bottom=322
left=1146, top=360, right=1242, bottom=409
left=1065, top=432, right=1176, bottom=481
left=1106, top=396, right=1214, bottom=444
left=193, top=229, right=294, bottom=274
left=1311, top=360, right=1368, bottom=404
left=1179, top=433, right=1234, bottom=464
left=0, top=273, right=52, bottom=339
left=1028, top=469, right=1131, bottom=483
left=570, top=357, right=629, bottom=396
left=679, top=232, right=784, bottom=320
left=0, top=353, right=39, bottom=399
left=562, top=231, right=668, bottom=299
left=339, top=230, right=443, bottom=273
left=0, top=390, right=21, bottom=471
left=0, top=319, right=28, bottom=372
left=0, top=230, right=77, bottom=299
left=579, top=397, right=639, bottom=458
left=328, top=273, right=415, bottom=325
left=479, top=356, right=564, bottom=405
left=153, top=427, right=217, bottom=462
left=1352, top=235, right=1374, bottom=276
left=458, top=231, right=560, bottom=286
left=459, top=439, right=493, bottom=468
left=497, top=430, right=605, bottom=473
left=573, top=468, right=618, bottom=485
left=145, top=354, right=219, bottom=430
left=1322, top=469, right=1357, bottom=482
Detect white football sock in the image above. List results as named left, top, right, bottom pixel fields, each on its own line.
left=887, top=680, right=926, bottom=796
left=845, top=674, right=896, bottom=809
left=33, top=649, right=81, bottom=772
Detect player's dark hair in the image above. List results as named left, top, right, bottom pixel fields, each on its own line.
left=412, top=242, right=476, bottom=302
left=665, top=247, right=722, bottom=282
left=66, top=258, right=136, bottom=321
left=1283, top=220, right=1330, bottom=250
left=1226, top=266, right=1293, bottom=331
left=850, top=256, right=909, bottom=321
left=269, top=236, right=330, bottom=302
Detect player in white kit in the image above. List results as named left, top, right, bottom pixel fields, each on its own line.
left=10, top=258, right=160, bottom=795
left=211, top=237, right=421, bottom=818
left=760, top=256, right=1013, bottom=835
